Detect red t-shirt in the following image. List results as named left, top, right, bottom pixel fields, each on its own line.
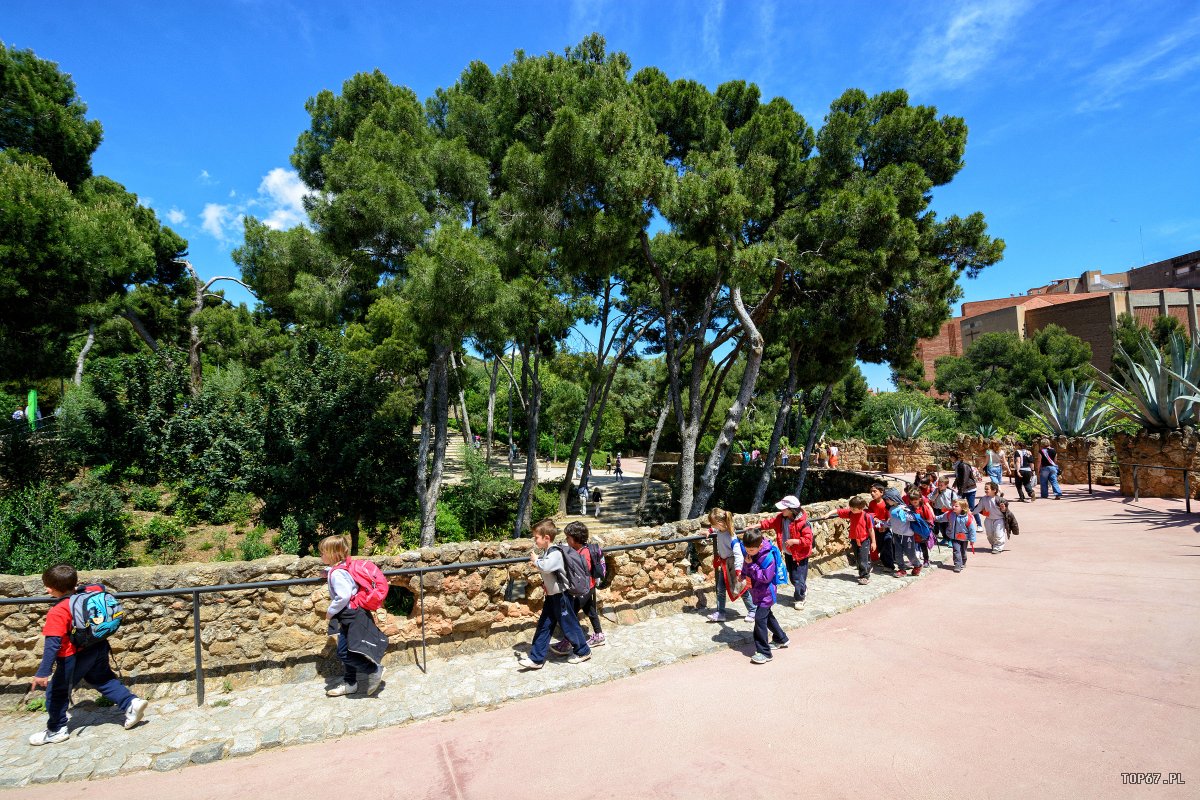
left=837, top=508, right=873, bottom=543
left=868, top=499, right=888, bottom=524
left=43, top=599, right=76, bottom=658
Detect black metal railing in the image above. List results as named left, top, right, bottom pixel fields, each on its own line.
left=1054, top=457, right=1195, bottom=514
left=0, top=533, right=711, bottom=706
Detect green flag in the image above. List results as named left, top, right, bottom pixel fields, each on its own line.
left=26, top=390, right=37, bottom=431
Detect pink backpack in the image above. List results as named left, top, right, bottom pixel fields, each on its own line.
left=342, top=559, right=389, bottom=611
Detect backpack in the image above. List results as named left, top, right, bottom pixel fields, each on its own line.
left=342, top=559, right=389, bottom=612
left=554, top=543, right=592, bottom=597
left=970, top=465, right=982, bottom=484
left=67, top=585, right=124, bottom=651
left=586, top=541, right=606, bottom=582
left=908, top=509, right=933, bottom=543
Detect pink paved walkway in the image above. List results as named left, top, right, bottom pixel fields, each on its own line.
left=12, top=486, right=1200, bottom=799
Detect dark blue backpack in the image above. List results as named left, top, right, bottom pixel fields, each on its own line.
left=908, top=510, right=933, bottom=543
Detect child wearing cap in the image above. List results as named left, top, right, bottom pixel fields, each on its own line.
left=882, top=487, right=923, bottom=577
left=759, top=494, right=813, bottom=604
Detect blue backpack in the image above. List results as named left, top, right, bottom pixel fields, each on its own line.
left=908, top=511, right=933, bottom=543
left=67, top=585, right=124, bottom=651
left=739, top=541, right=787, bottom=587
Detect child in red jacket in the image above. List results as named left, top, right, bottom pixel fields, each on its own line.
left=821, top=496, right=876, bottom=584
left=760, top=494, right=813, bottom=604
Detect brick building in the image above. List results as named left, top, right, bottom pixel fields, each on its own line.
left=915, top=249, right=1200, bottom=391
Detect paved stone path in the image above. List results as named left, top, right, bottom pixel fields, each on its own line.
left=0, top=557, right=918, bottom=787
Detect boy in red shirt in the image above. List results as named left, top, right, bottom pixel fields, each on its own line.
left=760, top=494, right=813, bottom=604
left=26, top=564, right=147, bottom=746
left=868, top=481, right=893, bottom=570
left=822, top=496, right=876, bottom=584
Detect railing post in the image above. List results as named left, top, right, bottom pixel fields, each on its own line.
left=1186, top=470, right=1192, bottom=515
left=1133, top=466, right=1140, bottom=502
left=192, top=590, right=204, bottom=706
left=1087, top=460, right=1093, bottom=495
left=418, top=573, right=428, bottom=674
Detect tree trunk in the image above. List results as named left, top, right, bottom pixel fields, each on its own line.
left=120, top=309, right=158, bottom=353
left=691, top=288, right=768, bottom=518
left=558, top=378, right=602, bottom=515
left=792, top=382, right=834, bottom=501
left=485, top=355, right=500, bottom=470
left=513, top=340, right=542, bottom=537
left=417, top=345, right=451, bottom=547
left=449, top=351, right=473, bottom=446
left=636, top=401, right=670, bottom=525
left=73, top=324, right=96, bottom=385
left=751, top=345, right=802, bottom=512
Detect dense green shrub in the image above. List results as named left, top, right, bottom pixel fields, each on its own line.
left=0, top=484, right=78, bottom=575
left=239, top=528, right=271, bottom=560
left=274, top=515, right=301, bottom=556
left=131, top=487, right=159, bottom=511
left=143, top=516, right=186, bottom=564
left=849, top=392, right=959, bottom=444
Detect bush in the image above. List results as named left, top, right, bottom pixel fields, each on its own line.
left=131, top=487, right=160, bottom=512
left=143, top=516, right=186, bottom=564
left=63, top=470, right=129, bottom=565
left=239, top=528, right=271, bottom=561
left=274, top=515, right=301, bottom=556
left=0, top=484, right=78, bottom=575
left=213, top=492, right=254, bottom=526
left=850, top=392, right=960, bottom=444
left=435, top=503, right=467, bottom=542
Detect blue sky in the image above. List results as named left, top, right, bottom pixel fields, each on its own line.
left=6, top=0, right=1200, bottom=389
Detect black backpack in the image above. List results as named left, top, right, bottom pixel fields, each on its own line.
left=554, top=543, right=592, bottom=597
left=586, top=541, right=606, bottom=582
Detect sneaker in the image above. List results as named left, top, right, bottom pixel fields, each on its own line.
left=29, top=727, right=69, bottom=746
left=894, top=570, right=907, bottom=578
left=856, top=577, right=869, bottom=585
left=516, top=657, right=544, bottom=670
left=911, top=565, right=922, bottom=576
left=566, top=652, right=591, bottom=664
left=706, top=611, right=725, bottom=623
left=123, top=697, right=148, bottom=730
left=549, top=640, right=571, bottom=657
left=953, top=566, right=963, bottom=573
left=366, top=665, right=385, bottom=696
left=326, top=681, right=358, bottom=697
left=770, top=640, right=789, bottom=650
left=750, top=652, right=772, bottom=665
left=587, top=632, right=607, bottom=647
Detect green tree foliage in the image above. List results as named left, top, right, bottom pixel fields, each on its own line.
left=850, top=391, right=959, bottom=444
left=0, top=482, right=124, bottom=574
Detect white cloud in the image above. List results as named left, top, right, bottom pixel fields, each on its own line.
left=165, top=207, right=186, bottom=225
left=197, top=167, right=309, bottom=244
left=1077, top=13, right=1200, bottom=112
left=906, top=0, right=1031, bottom=93
left=702, top=0, right=725, bottom=67
left=197, top=169, right=216, bottom=185
left=201, top=203, right=240, bottom=244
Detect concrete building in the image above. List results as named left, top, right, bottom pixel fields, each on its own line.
left=915, top=249, right=1200, bottom=391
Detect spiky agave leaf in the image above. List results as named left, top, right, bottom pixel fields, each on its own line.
left=1097, top=331, right=1200, bottom=430
left=1025, top=379, right=1116, bottom=437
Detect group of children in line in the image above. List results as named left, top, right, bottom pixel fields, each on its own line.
left=25, top=468, right=1026, bottom=746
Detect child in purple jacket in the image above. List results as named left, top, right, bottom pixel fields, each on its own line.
left=742, top=530, right=789, bottom=664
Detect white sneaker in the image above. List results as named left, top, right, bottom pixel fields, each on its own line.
left=29, top=727, right=69, bottom=746
left=517, top=657, right=543, bottom=670
left=366, top=666, right=385, bottom=696
left=326, top=681, right=358, bottom=696
left=706, top=611, right=724, bottom=622
left=566, top=652, right=591, bottom=664
left=123, top=697, right=148, bottom=730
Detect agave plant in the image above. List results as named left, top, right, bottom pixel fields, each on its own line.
left=1097, top=330, right=1200, bottom=430
left=1025, top=380, right=1115, bottom=437
left=891, top=407, right=929, bottom=440
left=973, top=422, right=999, bottom=439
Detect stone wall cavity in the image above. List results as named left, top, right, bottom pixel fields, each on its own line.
left=0, top=496, right=884, bottom=699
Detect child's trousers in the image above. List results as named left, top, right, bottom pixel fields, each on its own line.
left=784, top=554, right=808, bottom=601
left=952, top=539, right=970, bottom=568
left=335, top=623, right=377, bottom=684
left=893, top=535, right=922, bottom=570
left=849, top=538, right=871, bottom=579
left=751, top=605, right=787, bottom=656
left=985, top=518, right=1007, bottom=551
left=45, top=642, right=135, bottom=731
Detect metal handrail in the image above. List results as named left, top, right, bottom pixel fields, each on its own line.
left=1052, top=456, right=1195, bottom=514
left=1, top=532, right=711, bottom=706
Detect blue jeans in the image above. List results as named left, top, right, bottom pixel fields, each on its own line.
left=336, top=625, right=377, bottom=684
left=965, top=489, right=982, bottom=527
left=45, top=642, right=135, bottom=731
left=529, top=592, right=590, bottom=664
left=986, top=464, right=1002, bottom=486
left=1039, top=466, right=1062, bottom=498
left=784, top=554, right=808, bottom=601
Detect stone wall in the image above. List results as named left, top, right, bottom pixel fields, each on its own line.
left=826, top=439, right=869, bottom=470
left=1113, top=429, right=1200, bottom=498
left=886, top=438, right=940, bottom=474
left=0, top=496, right=882, bottom=699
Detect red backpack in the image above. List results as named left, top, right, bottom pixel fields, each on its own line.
left=342, top=559, right=389, bottom=611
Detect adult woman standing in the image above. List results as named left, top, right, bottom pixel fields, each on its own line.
left=984, top=440, right=1010, bottom=487
left=1035, top=438, right=1063, bottom=499
left=1012, top=443, right=1036, bottom=502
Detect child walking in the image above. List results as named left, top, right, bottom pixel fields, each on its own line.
left=706, top=507, right=754, bottom=622
left=26, top=564, right=148, bottom=746
left=518, top=519, right=591, bottom=669
left=551, top=522, right=606, bottom=654
left=741, top=530, right=789, bottom=664
left=940, top=499, right=977, bottom=573
left=882, top=488, right=923, bottom=577
left=930, top=477, right=958, bottom=545
left=977, top=481, right=1008, bottom=553
left=321, top=536, right=387, bottom=697
left=822, top=496, right=875, bottom=584
left=759, top=494, right=813, bottom=604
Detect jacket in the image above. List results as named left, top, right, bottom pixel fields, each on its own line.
left=941, top=511, right=977, bottom=543
left=534, top=547, right=566, bottom=595
left=760, top=510, right=813, bottom=560
left=711, top=527, right=745, bottom=574
left=931, top=488, right=958, bottom=512
left=954, top=460, right=977, bottom=493
left=887, top=504, right=915, bottom=537
left=329, top=606, right=388, bottom=666
left=742, top=546, right=779, bottom=608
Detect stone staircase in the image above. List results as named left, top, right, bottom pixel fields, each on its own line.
left=568, top=474, right=673, bottom=528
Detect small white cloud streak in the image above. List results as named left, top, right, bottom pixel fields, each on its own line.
left=1077, top=13, right=1200, bottom=112
left=197, top=169, right=216, bottom=185
left=702, top=0, right=725, bottom=67
left=906, top=0, right=1031, bottom=93
left=166, top=208, right=186, bottom=225
left=201, top=203, right=237, bottom=242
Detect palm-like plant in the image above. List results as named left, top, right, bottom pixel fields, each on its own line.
left=1097, top=330, right=1200, bottom=430
left=1026, top=380, right=1115, bottom=437
left=891, top=407, right=929, bottom=440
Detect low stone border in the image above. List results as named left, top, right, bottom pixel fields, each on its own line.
left=0, top=561, right=927, bottom=787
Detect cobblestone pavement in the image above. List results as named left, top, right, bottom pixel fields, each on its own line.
left=0, top=559, right=922, bottom=787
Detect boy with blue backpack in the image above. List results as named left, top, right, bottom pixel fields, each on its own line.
left=741, top=530, right=789, bottom=664
left=882, top=488, right=925, bottom=577
left=26, top=564, right=147, bottom=746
